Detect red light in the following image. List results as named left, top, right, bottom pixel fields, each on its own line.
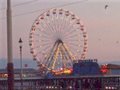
left=101, top=65, right=108, bottom=74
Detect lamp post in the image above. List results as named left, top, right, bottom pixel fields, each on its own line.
left=19, top=38, right=23, bottom=90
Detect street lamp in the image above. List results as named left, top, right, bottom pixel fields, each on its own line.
left=19, top=38, right=23, bottom=90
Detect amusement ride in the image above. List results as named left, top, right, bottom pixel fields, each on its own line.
left=29, top=8, right=88, bottom=76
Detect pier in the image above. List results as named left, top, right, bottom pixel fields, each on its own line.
left=0, top=75, right=120, bottom=90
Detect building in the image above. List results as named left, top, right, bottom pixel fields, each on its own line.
left=0, top=68, right=40, bottom=79
left=73, top=59, right=101, bottom=76
left=101, top=64, right=120, bottom=75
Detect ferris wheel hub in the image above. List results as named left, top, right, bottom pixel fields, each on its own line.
left=56, top=39, right=63, bottom=44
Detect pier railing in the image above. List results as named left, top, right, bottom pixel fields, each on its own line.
left=0, top=75, right=120, bottom=90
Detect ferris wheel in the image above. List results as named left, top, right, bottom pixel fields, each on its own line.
left=29, top=8, right=88, bottom=75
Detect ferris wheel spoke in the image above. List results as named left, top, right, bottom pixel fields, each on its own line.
left=59, top=17, right=67, bottom=32
left=65, top=31, right=82, bottom=38
left=39, top=39, right=51, bottom=44
left=65, top=34, right=81, bottom=40
left=55, top=18, right=63, bottom=37
left=43, top=18, right=55, bottom=34
left=41, top=29, right=52, bottom=37
left=63, top=20, right=75, bottom=32
left=46, top=15, right=57, bottom=33
left=40, top=37, right=53, bottom=43
left=40, top=48, right=51, bottom=54
left=63, top=21, right=73, bottom=34
left=53, top=16, right=59, bottom=32
left=33, top=45, right=42, bottom=49
left=36, top=27, right=51, bottom=37
left=68, top=46, right=82, bottom=51
left=67, top=42, right=83, bottom=49
left=40, top=21, right=56, bottom=36
left=55, top=12, right=66, bottom=31
left=55, top=20, right=65, bottom=39
left=64, top=38, right=83, bottom=43
left=64, top=33, right=81, bottom=39
left=48, top=22, right=57, bottom=34
left=57, top=16, right=63, bottom=32
left=41, top=47, right=51, bottom=56
left=32, top=33, right=40, bottom=37
left=62, top=16, right=73, bottom=36
left=69, top=45, right=82, bottom=54
left=52, top=20, right=61, bottom=36
left=64, top=36, right=83, bottom=41
left=39, top=23, right=49, bottom=32
left=63, top=27, right=77, bottom=37
left=42, top=34, right=52, bottom=40
left=33, top=44, right=51, bottom=54
left=34, top=50, right=42, bottom=57
left=68, top=41, right=83, bottom=46
left=64, top=19, right=80, bottom=33
left=61, top=18, right=68, bottom=32
left=64, top=19, right=74, bottom=28
left=63, top=42, right=81, bottom=47
left=29, top=39, right=40, bottom=43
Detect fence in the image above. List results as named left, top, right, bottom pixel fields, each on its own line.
left=0, top=75, right=120, bottom=90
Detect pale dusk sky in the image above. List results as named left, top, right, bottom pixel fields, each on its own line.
left=0, top=0, right=120, bottom=64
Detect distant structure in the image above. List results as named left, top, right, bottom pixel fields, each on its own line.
left=73, top=59, right=101, bottom=76
left=0, top=68, right=40, bottom=79
left=101, top=64, right=120, bottom=75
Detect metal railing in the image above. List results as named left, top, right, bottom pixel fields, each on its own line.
left=0, top=75, right=120, bottom=90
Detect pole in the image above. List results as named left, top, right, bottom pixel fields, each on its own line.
left=7, top=0, right=14, bottom=90
left=19, top=38, right=23, bottom=90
